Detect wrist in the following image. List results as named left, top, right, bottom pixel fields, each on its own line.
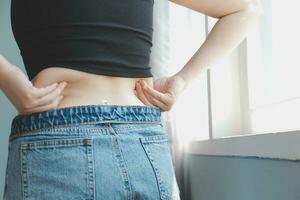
left=172, top=73, right=188, bottom=91
left=173, top=72, right=189, bottom=86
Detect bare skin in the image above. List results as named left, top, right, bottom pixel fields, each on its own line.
left=0, top=63, right=153, bottom=111
left=0, top=0, right=263, bottom=115
left=30, top=67, right=155, bottom=109
left=0, top=56, right=186, bottom=115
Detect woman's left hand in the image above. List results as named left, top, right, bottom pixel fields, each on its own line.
left=134, top=75, right=187, bottom=112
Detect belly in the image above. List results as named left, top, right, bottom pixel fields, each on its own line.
left=31, top=67, right=154, bottom=109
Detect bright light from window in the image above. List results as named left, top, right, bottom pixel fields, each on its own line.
left=247, top=1, right=300, bottom=133
left=169, top=3, right=210, bottom=145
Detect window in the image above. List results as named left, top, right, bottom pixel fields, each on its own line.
left=170, top=0, right=300, bottom=144
left=246, top=0, right=300, bottom=133
left=168, top=2, right=210, bottom=147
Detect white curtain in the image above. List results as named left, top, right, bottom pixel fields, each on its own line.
left=150, top=0, right=206, bottom=198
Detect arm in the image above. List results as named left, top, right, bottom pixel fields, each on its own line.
left=0, top=54, right=67, bottom=115
left=134, top=0, right=264, bottom=111
left=170, top=0, right=264, bottom=86
left=0, top=54, right=17, bottom=89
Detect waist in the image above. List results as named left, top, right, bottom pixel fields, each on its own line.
left=31, top=66, right=155, bottom=109
left=10, top=104, right=161, bottom=141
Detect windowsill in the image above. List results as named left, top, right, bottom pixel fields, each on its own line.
left=184, top=130, right=300, bottom=161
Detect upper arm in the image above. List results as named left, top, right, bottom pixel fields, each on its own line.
left=168, top=0, right=264, bottom=19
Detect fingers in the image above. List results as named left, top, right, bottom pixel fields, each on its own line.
left=30, top=81, right=68, bottom=107
left=135, top=80, right=153, bottom=106
left=135, top=80, right=173, bottom=111
left=22, top=95, right=64, bottom=115
left=143, top=81, right=174, bottom=110
left=31, top=81, right=66, bottom=98
left=140, top=81, right=173, bottom=106
left=143, top=94, right=169, bottom=111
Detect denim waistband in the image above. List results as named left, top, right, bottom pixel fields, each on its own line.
left=10, top=104, right=161, bottom=137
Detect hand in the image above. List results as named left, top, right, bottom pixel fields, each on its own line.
left=134, top=75, right=187, bottom=112
left=0, top=63, right=68, bottom=115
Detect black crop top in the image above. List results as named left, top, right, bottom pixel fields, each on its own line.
left=11, top=0, right=154, bottom=80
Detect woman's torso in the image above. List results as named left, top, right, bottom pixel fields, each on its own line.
left=31, top=66, right=154, bottom=110
left=11, top=0, right=155, bottom=113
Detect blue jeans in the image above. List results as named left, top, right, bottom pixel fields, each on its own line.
left=3, top=105, right=181, bottom=200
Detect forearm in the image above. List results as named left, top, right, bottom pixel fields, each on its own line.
left=0, top=54, right=17, bottom=89
left=174, top=4, right=264, bottom=86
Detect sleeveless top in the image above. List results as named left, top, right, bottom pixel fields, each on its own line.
left=11, top=0, right=154, bottom=80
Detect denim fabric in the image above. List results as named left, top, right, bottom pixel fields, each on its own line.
left=3, top=104, right=181, bottom=200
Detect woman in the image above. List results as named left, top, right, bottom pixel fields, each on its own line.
left=1, top=0, right=263, bottom=199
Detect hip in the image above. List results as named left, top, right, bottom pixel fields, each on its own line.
left=3, top=105, right=181, bottom=199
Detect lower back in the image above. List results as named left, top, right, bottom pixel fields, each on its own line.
left=30, top=66, right=154, bottom=111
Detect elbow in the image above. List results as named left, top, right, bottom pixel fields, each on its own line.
left=216, top=0, right=264, bottom=20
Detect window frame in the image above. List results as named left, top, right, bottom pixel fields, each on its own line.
left=187, top=14, right=300, bottom=160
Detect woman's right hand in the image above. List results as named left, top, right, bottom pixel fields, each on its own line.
left=0, top=63, right=68, bottom=115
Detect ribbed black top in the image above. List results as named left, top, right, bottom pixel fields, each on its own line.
left=11, top=0, right=154, bottom=80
